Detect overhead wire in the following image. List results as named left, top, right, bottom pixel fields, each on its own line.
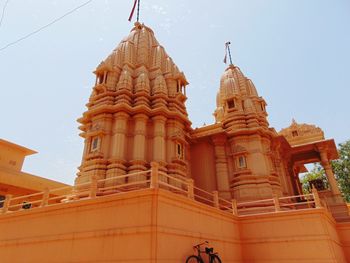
left=0, top=0, right=94, bottom=52
left=0, top=0, right=10, bottom=29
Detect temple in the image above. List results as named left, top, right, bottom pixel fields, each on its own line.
left=75, top=22, right=349, bottom=221
left=1, top=22, right=350, bottom=262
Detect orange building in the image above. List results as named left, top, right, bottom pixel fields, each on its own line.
left=0, top=139, right=70, bottom=202
left=0, top=22, right=349, bottom=263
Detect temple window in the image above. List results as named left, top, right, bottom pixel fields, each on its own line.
left=97, top=74, right=104, bottom=85
left=260, top=103, right=265, bottom=111
left=97, top=71, right=108, bottom=85
left=238, top=156, right=247, bottom=168
left=90, top=137, right=101, bottom=152
left=176, top=142, right=184, bottom=159
left=227, top=99, right=235, bottom=109
left=292, top=130, right=298, bottom=137
left=176, top=81, right=182, bottom=93
left=177, top=79, right=187, bottom=95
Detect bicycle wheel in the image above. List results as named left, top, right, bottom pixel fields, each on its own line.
left=185, top=255, right=201, bottom=263
left=210, top=254, right=222, bottom=263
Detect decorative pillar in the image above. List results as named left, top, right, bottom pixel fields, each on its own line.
left=293, top=166, right=303, bottom=196
left=152, top=116, right=167, bottom=184
left=152, top=116, right=167, bottom=165
left=286, top=161, right=299, bottom=196
left=99, top=114, right=113, bottom=159
left=110, top=112, right=129, bottom=160
left=275, top=157, right=289, bottom=195
left=129, top=114, right=148, bottom=182
left=319, top=150, right=341, bottom=195
left=212, top=135, right=231, bottom=199
left=278, top=153, right=295, bottom=196
left=106, top=112, right=129, bottom=186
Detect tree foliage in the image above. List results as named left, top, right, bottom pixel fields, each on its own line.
left=300, top=163, right=327, bottom=194
left=332, top=140, right=350, bottom=202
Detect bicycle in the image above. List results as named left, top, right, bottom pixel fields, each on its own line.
left=185, top=241, right=222, bottom=263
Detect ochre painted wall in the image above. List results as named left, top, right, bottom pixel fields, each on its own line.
left=337, top=223, right=350, bottom=262
left=0, top=189, right=349, bottom=263
left=0, top=189, right=241, bottom=263
left=190, top=139, right=217, bottom=192
left=240, top=210, right=347, bottom=263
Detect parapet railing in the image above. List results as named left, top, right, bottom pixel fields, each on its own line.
left=0, top=162, right=324, bottom=216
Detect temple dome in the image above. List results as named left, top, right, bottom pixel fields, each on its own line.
left=213, top=64, right=268, bottom=128
left=216, top=64, right=259, bottom=110
left=95, top=22, right=187, bottom=87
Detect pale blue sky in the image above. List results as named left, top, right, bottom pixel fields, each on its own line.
left=1, top=0, right=349, bottom=184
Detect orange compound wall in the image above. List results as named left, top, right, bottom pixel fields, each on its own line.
left=152, top=190, right=242, bottom=262
left=0, top=189, right=242, bottom=263
left=337, top=223, right=350, bottom=262
left=0, top=188, right=349, bottom=263
left=240, top=210, right=347, bottom=263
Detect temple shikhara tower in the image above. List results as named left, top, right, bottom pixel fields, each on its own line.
left=76, top=22, right=191, bottom=187
left=1, top=21, right=350, bottom=263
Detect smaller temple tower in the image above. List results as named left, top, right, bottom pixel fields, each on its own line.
left=213, top=64, right=283, bottom=201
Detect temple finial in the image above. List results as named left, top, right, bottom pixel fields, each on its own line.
left=223, top=41, right=233, bottom=65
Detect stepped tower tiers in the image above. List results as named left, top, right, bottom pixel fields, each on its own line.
left=213, top=64, right=283, bottom=201
left=76, top=22, right=191, bottom=187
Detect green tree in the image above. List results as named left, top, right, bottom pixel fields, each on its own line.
left=300, top=163, right=327, bottom=194
left=332, top=140, right=350, bottom=202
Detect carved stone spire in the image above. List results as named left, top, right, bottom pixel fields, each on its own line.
left=212, top=64, right=282, bottom=201
left=76, top=23, right=191, bottom=187
left=214, top=64, right=268, bottom=133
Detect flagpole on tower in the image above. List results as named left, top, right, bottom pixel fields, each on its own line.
left=223, top=41, right=233, bottom=65
left=227, top=43, right=233, bottom=65
left=128, top=0, right=141, bottom=22
left=137, top=0, right=141, bottom=22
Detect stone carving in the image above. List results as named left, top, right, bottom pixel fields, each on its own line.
left=117, top=70, right=132, bottom=91
left=232, top=145, right=247, bottom=153
left=214, top=64, right=268, bottom=129
left=279, top=119, right=325, bottom=146
left=77, top=22, right=191, bottom=185
left=135, top=72, right=150, bottom=93
left=153, top=75, right=167, bottom=95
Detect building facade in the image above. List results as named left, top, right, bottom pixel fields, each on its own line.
left=1, top=22, right=350, bottom=263
left=75, top=22, right=349, bottom=221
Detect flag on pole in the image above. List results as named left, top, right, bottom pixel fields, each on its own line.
left=128, top=0, right=139, bottom=22
left=223, top=41, right=231, bottom=64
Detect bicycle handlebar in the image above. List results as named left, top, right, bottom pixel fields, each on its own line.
left=193, top=241, right=209, bottom=248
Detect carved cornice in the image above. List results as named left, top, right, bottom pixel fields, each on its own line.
left=279, top=119, right=325, bottom=146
